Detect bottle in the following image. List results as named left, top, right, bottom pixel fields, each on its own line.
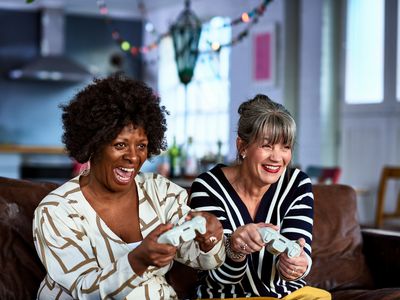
left=216, top=140, right=224, bottom=164
left=184, top=136, right=198, bottom=178
left=157, top=151, right=170, bottom=177
left=168, top=136, right=181, bottom=178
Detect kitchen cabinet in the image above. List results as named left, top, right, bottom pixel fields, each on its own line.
left=0, top=145, right=72, bottom=183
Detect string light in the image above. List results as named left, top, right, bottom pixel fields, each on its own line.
left=145, top=22, right=154, bottom=33
left=241, top=12, right=250, bottom=23
left=211, top=42, right=221, bottom=51
left=121, top=41, right=130, bottom=51
left=96, top=0, right=273, bottom=57
left=137, top=0, right=158, bottom=36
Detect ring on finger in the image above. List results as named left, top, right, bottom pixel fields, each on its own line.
left=209, top=236, right=218, bottom=244
left=240, top=243, right=248, bottom=251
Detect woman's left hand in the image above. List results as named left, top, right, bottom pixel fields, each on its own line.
left=187, top=211, right=224, bottom=252
left=278, top=238, right=308, bottom=280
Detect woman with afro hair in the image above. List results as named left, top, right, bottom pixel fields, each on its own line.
left=32, top=74, right=225, bottom=300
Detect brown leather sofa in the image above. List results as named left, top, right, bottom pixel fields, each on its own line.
left=0, top=177, right=399, bottom=300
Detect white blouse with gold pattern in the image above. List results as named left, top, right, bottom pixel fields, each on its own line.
left=33, top=172, right=225, bottom=300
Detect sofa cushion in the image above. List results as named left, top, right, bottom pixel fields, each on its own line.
left=0, top=177, right=58, bottom=300
left=305, top=184, right=374, bottom=291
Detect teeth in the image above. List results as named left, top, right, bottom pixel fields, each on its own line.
left=120, top=167, right=135, bottom=172
left=265, top=165, right=279, bottom=170
left=116, top=174, right=131, bottom=182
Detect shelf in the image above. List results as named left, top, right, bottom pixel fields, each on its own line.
left=0, top=145, right=66, bottom=155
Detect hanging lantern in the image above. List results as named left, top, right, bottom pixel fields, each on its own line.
left=170, top=0, right=202, bottom=85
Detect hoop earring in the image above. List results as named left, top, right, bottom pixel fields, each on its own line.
left=80, top=167, right=90, bottom=176
left=80, top=154, right=92, bottom=176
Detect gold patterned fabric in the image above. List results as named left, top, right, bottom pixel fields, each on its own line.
left=33, top=173, right=225, bottom=300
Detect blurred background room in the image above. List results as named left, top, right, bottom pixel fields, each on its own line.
left=0, top=0, right=399, bottom=230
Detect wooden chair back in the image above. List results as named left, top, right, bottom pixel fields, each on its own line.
left=375, top=166, right=400, bottom=228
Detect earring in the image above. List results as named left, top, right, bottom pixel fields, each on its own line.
left=80, top=168, right=90, bottom=176
left=79, top=161, right=91, bottom=176
left=241, top=153, right=246, bottom=159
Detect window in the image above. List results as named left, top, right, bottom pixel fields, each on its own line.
left=397, top=2, right=400, bottom=102
left=344, top=0, right=384, bottom=104
left=158, top=17, right=231, bottom=159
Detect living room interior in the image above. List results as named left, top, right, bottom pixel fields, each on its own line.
left=0, top=0, right=399, bottom=299
left=0, top=0, right=399, bottom=229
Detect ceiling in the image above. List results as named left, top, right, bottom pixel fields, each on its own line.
left=0, top=0, right=182, bottom=18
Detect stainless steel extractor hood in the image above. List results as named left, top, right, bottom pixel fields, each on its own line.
left=9, top=6, right=92, bottom=82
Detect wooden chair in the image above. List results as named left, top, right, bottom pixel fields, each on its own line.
left=375, top=166, right=400, bottom=228
left=306, top=166, right=341, bottom=184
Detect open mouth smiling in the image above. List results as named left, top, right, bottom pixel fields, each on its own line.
left=114, top=167, right=135, bottom=183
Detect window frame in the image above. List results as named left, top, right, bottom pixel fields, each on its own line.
left=341, top=0, right=400, bottom=115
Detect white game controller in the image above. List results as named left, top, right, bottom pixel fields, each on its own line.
left=157, top=216, right=207, bottom=246
left=258, top=227, right=301, bottom=258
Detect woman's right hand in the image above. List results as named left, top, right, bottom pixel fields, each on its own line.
left=128, top=223, right=177, bottom=276
left=230, top=223, right=279, bottom=255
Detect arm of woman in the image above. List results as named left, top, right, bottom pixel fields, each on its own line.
left=160, top=179, right=225, bottom=270
left=128, top=223, right=177, bottom=275
left=33, top=196, right=157, bottom=300
left=277, top=174, right=314, bottom=280
left=277, top=238, right=309, bottom=280
left=189, top=178, right=248, bottom=284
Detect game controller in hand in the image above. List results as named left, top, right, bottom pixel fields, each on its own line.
left=157, top=216, right=207, bottom=246
left=258, top=227, right=301, bottom=258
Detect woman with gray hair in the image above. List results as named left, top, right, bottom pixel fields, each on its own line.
left=189, top=94, right=331, bottom=299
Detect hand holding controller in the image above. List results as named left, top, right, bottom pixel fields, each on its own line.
left=257, top=227, right=301, bottom=258
left=157, top=216, right=207, bottom=246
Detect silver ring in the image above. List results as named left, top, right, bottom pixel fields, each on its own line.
left=240, top=243, right=248, bottom=251
left=209, top=236, right=218, bottom=244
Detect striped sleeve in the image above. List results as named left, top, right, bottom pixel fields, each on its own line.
left=190, top=174, right=248, bottom=284
left=280, top=173, right=314, bottom=278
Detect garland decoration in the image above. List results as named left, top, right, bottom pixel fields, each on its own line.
left=96, top=0, right=273, bottom=56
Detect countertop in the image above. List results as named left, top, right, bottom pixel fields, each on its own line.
left=0, top=145, right=66, bottom=155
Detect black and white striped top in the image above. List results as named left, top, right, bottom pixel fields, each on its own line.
left=189, top=164, right=313, bottom=298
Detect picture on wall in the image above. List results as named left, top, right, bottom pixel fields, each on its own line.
left=253, top=23, right=276, bottom=86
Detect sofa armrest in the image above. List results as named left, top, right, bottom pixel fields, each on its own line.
left=362, top=228, right=400, bottom=288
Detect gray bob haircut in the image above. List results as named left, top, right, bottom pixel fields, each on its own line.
left=236, top=94, right=296, bottom=159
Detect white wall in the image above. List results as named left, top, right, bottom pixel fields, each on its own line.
left=297, top=0, right=323, bottom=168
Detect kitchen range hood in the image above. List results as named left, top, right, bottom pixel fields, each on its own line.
left=9, top=6, right=92, bottom=82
